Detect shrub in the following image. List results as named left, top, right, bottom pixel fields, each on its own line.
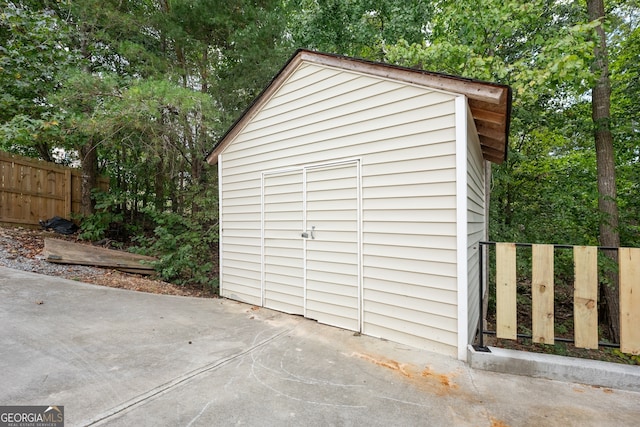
left=77, top=189, right=126, bottom=242
left=132, top=190, right=219, bottom=293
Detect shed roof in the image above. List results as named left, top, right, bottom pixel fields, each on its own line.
left=207, top=49, right=512, bottom=165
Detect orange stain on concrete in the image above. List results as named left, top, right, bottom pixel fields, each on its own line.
left=350, top=352, right=412, bottom=377
left=421, top=367, right=459, bottom=390
left=490, top=417, right=510, bottom=427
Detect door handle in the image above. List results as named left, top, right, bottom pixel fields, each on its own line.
left=301, top=226, right=316, bottom=239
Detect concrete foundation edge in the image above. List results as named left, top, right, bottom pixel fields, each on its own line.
left=467, top=345, right=640, bottom=393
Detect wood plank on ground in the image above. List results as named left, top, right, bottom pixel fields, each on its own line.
left=496, top=242, right=517, bottom=340
left=619, top=247, right=640, bottom=355
left=532, top=244, right=554, bottom=345
left=573, top=246, right=598, bottom=349
left=43, top=238, right=156, bottom=274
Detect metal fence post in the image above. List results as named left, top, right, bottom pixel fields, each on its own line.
left=475, top=242, right=490, bottom=352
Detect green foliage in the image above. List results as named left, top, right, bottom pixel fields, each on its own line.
left=132, top=185, right=219, bottom=292
left=611, top=349, right=640, bottom=365
left=77, top=190, right=125, bottom=241
left=611, top=16, right=640, bottom=248
left=286, top=0, right=432, bottom=60
left=0, top=2, right=75, bottom=112
left=384, top=0, right=639, bottom=251
left=0, top=1, right=77, bottom=159
left=552, top=342, right=569, bottom=356
left=141, top=215, right=216, bottom=290
left=554, top=323, right=570, bottom=337
left=1, top=0, right=638, bottom=292
left=0, top=114, right=62, bottom=158
left=385, top=0, right=597, bottom=99
left=205, top=0, right=292, bottom=118
left=489, top=144, right=600, bottom=246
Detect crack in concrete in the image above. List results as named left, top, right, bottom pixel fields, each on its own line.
left=83, top=327, right=294, bottom=426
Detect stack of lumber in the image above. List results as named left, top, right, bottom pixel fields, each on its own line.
left=43, top=238, right=156, bottom=275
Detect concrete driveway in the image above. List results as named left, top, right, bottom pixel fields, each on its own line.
left=1, top=267, right=638, bottom=427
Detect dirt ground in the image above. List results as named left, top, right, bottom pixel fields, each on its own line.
left=0, top=225, right=215, bottom=298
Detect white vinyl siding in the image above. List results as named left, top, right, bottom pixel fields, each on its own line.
left=219, top=61, right=461, bottom=356
left=465, top=110, right=486, bottom=345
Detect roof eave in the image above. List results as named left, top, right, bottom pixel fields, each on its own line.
left=206, top=49, right=511, bottom=165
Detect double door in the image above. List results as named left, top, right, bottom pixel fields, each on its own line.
left=262, top=160, right=361, bottom=331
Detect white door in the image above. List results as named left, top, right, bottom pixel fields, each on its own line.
left=263, top=170, right=304, bottom=315
left=304, top=162, right=360, bottom=331
left=262, top=161, right=361, bottom=331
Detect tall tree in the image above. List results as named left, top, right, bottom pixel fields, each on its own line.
left=384, top=0, right=597, bottom=238
left=29, top=0, right=157, bottom=214
left=610, top=7, right=640, bottom=249
left=587, top=0, right=620, bottom=342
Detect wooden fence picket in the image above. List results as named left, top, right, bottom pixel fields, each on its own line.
left=573, top=246, right=599, bottom=349
left=487, top=242, right=640, bottom=355
left=532, top=244, right=554, bottom=345
left=619, top=247, right=640, bottom=355
left=496, top=243, right=517, bottom=340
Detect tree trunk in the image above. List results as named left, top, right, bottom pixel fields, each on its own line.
left=35, top=142, right=54, bottom=163
left=79, top=139, right=98, bottom=216
left=78, top=24, right=98, bottom=217
left=155, top=157, right=165, bottom=212
left=201, top=48, right=208, bottom=94
left=119, top=145, right=126, bottom=215
left=587, top=0, right=620, bottom=343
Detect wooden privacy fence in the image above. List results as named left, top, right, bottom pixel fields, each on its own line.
left=0, top=151, right=109, bottom=226
left=478, top=242, right=640, bottom=355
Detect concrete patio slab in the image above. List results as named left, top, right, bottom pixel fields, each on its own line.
left=1, top=267, right=638, bottom=426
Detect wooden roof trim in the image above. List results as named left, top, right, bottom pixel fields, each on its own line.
left=477, top=126, right=507, bottom=146
left=484, top=154, right=503, bottom=164
left=481, top=145, right=506, bottom=162
left=470, top=108, right=507, bottom=129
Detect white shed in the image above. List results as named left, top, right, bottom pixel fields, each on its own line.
left=206, top=50, right=511, bottom=360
